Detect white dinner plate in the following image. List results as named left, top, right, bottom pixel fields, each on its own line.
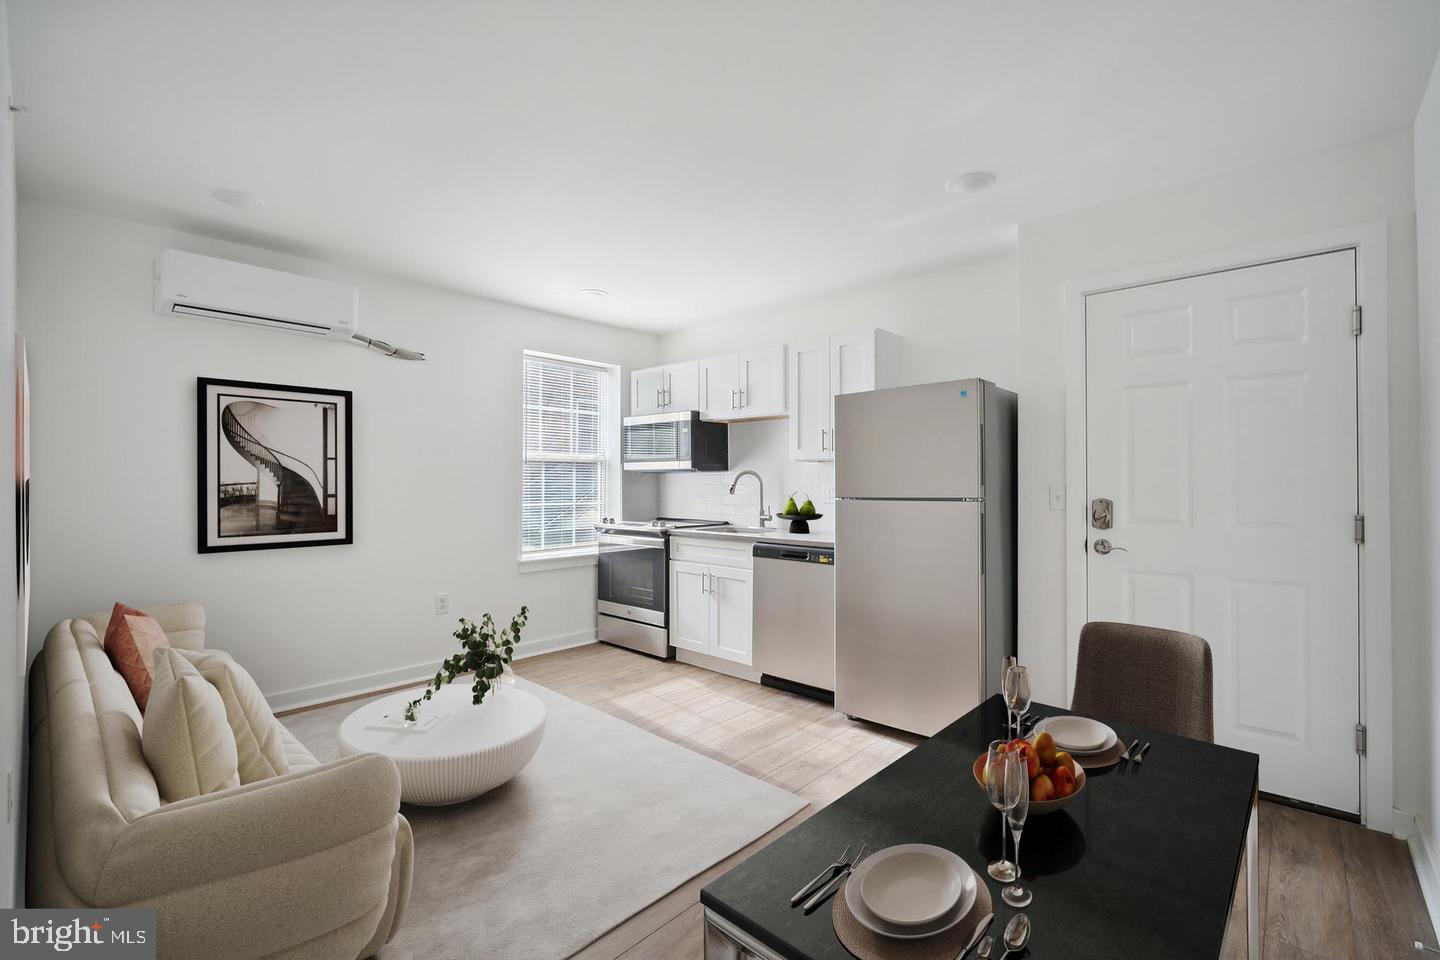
left=846, top=845, right=977, bottom=940
left=859, top=846, right=967, bottom=926
left=1036, top=715, right=1111, bottom=753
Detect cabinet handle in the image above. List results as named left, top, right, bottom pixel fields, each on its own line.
left=702, top=571, right=710, bottom=594
left=656, top=386, right=662, bottom=408
left=742, top=359, right=750, bottom=408
left=821, top=428, right=828, bottom=451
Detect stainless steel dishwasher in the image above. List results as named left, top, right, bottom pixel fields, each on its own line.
left=752, top=542, right=835, bottom=699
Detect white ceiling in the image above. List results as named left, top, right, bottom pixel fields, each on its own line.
left=10, top=2, right=1440, bottom=332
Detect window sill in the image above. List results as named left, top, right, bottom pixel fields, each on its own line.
left=517, top=548, right=599, bottom=573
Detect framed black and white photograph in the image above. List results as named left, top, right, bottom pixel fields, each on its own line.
left=197, top=377, right=352, bottom=553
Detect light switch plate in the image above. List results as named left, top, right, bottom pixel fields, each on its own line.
left=1049, top=484, right=1066, bottom=511
left=435, top=593, right=451, bottom=616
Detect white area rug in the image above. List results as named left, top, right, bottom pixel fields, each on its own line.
left=285, top=677, right=806, bottom=960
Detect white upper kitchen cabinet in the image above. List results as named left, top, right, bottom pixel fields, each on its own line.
left=787, top=338, right=830, bottom=460
left=699, top=354, right=742, bottom=419
left=631, top=365, right=668, bottom=415
left=697, top=345, right=785, bottom=421
left=630, top=361, right=699, bottom=414
left=787, top=329, right=899, bottom=461
left=737, top=346, right=785, bottom=418
left=665, top=360, right=699, bottom=411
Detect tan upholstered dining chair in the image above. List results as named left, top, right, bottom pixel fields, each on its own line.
left=1069, top=621, right=1214, bottom=742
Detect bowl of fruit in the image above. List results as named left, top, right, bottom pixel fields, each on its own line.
left=971, top=730, right=1086, bottom=816
left=777, top=493, right=823, bottom=534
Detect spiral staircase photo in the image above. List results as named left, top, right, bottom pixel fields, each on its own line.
left=219, top=402, right=335, bottom=535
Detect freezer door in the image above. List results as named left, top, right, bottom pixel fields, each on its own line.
left=835, top=499, right=983, bottom=736
left=833, top=380, right=982, bottom=500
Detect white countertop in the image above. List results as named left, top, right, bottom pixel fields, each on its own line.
left=670, top=526, right=835, bottom=549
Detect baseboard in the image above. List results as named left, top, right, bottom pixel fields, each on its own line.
left=512, top=630, right=598, bottom=661
left=266, top=629, right=597, bottom=712
left=675, top=648, right=762, bottom=683
left=1409, top=831, right=1440, bottom=942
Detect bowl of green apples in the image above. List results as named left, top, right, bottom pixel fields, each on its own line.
left=776, top=493, right=823, bottom=534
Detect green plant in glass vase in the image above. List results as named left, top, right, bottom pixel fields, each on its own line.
left=404, top=606, right=529, bottom=722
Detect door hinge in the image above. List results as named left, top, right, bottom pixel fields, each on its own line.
left=1354, top=514, right=1365, bottom=544
left=1355, top=722, right=1368, bottom=755
left=1352, top=305, right=1362, bottom=336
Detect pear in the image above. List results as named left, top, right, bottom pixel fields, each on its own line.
left=783, top=496, right=799, bottom=516
left=800, top=499, right=817, bottom=517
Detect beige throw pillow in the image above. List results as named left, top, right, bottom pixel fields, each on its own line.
left=177, top=648, right=290, bottom=784
left=142, top=648, right=240, bottom=803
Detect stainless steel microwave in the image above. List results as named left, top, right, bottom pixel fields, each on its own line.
left=621, top=410, right=729, bottom=472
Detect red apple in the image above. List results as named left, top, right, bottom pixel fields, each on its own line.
left=1052, top=765, right=1076, bottom=799
left=1031, top=772, right=1056, bottom=803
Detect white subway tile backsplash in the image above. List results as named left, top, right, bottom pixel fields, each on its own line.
left=658, top=420, right=836, bottom=530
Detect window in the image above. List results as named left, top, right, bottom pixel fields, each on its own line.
left=521, top=352, right=611, bottom=554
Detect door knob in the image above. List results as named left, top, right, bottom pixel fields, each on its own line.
left=1093, top=539, right=1128, bottom=555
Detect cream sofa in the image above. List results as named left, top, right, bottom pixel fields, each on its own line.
left=27, top=602, right=413, bottom=960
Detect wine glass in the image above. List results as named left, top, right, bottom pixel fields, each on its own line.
left=1004, top=664, right=1031, bottom=739
left=984, top=740, right=1018, bottom=882
left=1001, top=656, right=1018, bottom=735
left=1002, top=749, right=1033, bottom=908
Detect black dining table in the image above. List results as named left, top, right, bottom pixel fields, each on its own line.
left=701, top=695, right=1259, bottom=960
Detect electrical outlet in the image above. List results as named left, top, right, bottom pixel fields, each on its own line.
left=1049, top=484, right=1066, bottom=511
left=434, top=593, right=451, bottom=616
left=821, top=484, right=836, bottom=503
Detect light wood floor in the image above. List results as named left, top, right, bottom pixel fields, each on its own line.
left=513, top=643, right=1434, bottom=960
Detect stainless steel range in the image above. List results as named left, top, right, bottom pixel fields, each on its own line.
left=596, top=517, right=723, bottom=658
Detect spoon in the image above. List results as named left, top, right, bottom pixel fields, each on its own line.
left=975, top=934, right=994, bottom=959
left=997, top=912, right=1032, bottom=959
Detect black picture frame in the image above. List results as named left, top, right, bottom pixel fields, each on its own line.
left=197, top=377, right=353, bottom=553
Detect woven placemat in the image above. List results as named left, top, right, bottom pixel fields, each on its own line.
left=832, top=874, right=994, bottom=960
left=1075, top=737, right=1126, bottom=769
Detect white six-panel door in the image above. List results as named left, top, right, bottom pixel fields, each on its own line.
left=1085, top=250, right=1360, bottom=813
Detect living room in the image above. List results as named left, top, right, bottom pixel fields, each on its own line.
left=6, top=3, right=1440, bottom=960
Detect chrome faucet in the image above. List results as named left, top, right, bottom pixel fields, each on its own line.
left=728, top=469, right=772, bottom=528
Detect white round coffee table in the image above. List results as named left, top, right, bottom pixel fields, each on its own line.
left=338, top=683, right=547, bottom=805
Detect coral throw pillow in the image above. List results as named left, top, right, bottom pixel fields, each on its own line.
left=103, top=602, right=171, bottom=711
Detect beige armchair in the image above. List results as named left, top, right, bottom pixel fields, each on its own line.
left=27, top=603, right=412, bottom=960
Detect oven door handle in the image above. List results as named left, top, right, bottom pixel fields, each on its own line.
left=599, top=534, right=666, bottom=549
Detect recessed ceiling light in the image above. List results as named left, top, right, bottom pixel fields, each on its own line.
left=945, top=171, right=996, bottom=195
left=210, top=188, right=266, bottom=210
left=578, top=288, right=609, bottom=298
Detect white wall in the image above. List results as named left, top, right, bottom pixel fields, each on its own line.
left=1413, top=48, right=1440, bottom=895
left=1016, top=129, right=1422, bottom=816
left=0, top=0, right=21, bottom=909
left=656, top=254, right=1018, bottom=525
left=17, top=200, right=660, bottom=709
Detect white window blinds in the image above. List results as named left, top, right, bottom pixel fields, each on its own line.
left=522, top=353, right=609, bottom=553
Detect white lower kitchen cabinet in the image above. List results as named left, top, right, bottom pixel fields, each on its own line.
left=668, top=556, right=753, bottom=666
left=669, top=560, right=711, bottom=654
left=708, top=566, right=754, bottom=664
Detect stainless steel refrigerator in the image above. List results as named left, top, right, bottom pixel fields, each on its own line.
left=834, top=379, right=1016, bottom=737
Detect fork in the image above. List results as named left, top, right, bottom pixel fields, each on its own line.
left=790, top=844, right=853, bottom=906
left=1134, top=742, right=1153, bottom=764
left=803, top=843, right=869, bottom=913
left=1120, top=738, right=1140, bottom=762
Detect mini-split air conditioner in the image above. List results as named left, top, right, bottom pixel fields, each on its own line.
left=153, top=249, right=424, bottom=359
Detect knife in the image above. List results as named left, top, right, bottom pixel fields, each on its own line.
left=954, top=911, right=994, bottom=960
left=802, top=843, right=867, bottom=913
